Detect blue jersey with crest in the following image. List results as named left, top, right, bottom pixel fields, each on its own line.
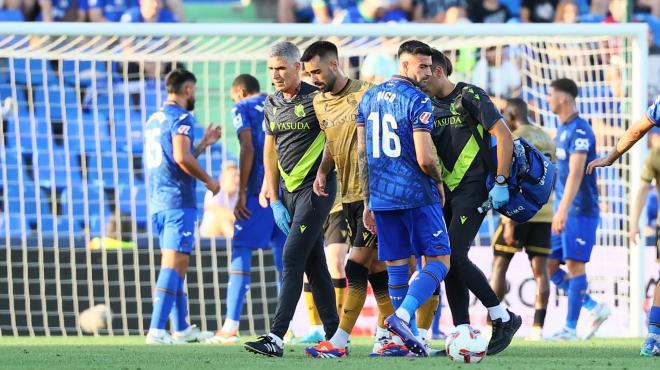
left=554, top=115, right=599, bottom=217
left=232, top=94, right=267, bottom=196
left=145, top=103, right=197, bottom=214
left=357, top=76, right=438, bottom=211
left=648, top=95, right=660, bottom=126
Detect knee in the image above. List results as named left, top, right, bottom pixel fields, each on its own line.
left=491, top=256, right=510, bottom=276
left=565, top=260, right=585, bottom=276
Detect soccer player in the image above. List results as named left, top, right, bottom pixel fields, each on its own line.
left=243, top=42, right=338, bottom=358
left=38, top=0, right=87, bottom=22
left=423, top=49, right=521, bottom=355
left=298, top=40, right=403, bottom=358
left=546, top=78, right=609, bottom=341
left=357, top=40, right=451, bottom=357
left=144, top=68, right=220, bottom=344
left=489, top=98, right=554, bottom=341
left=120, top=0, right=177, bottom=23
left=586, top=94, right=660, bottom=356
left=204, top=74, right=286, bottom=344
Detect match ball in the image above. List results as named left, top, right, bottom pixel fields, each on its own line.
left=78, top=304, right=112, bottom=334
left=445, top=324, right=488, bottom=364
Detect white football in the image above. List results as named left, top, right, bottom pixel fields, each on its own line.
left=445, top=324, right=488, bottom=363
left=78, top=304, right=112, bottom=333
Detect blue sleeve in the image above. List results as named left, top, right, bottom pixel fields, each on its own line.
left=410, top=94, right=434, bottom=132
left=647, top=95, right=660, bottom=126
left=87, top=0, right=103, bottom=9
left=232, top=104, right=251, bottom=135
left=171, top=113, right=195, bottom=141
left=568, top=124, right=593, bottom=154
left=159, top=9, right=177, bottom=23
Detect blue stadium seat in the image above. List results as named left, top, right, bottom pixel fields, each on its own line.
left=81, top=152, right=133, bottom=187
left=61, top=183, right=110, bottom=236
left=577, top=14, right=605, bottom=23
left=32, top=85, right=80, bottom=121
left=108, top=111, right=144, bottom=153
left=12, top=117, right=55, bottom=153
left=0, top=83, right=29, bottom=119
left=118, top=183, right=148, bottom=228
left=0, top=9, right=24, bottom=22
left=22, top=150, right=81, bottom=190
left=64, top=114, right=112, bottom=153
left=60, top=59, right=110, bottom=88
left=12, top=58, right=57, bottom=87
left=634, top=14, right=660, bottom=47
left=0, top=213, right=26, bottom=237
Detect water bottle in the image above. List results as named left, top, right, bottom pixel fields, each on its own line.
left=513, top=140, right=528, bottom=176
left=477, top=199, right=492, bottom=214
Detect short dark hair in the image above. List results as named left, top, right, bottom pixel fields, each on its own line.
left=300, top=41, right=339, bottom=63
left=430, top=48, right=453, bottom=77
left=232, top=74, right=260, bottom=94
left=397, top=40, right=432, bottom=58
left=504, top=98, right=528, bottom=121
left=165, top=68, right=197, bottom=94
left=550, top=78, right=578, bottom=99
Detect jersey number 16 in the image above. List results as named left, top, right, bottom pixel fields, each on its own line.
left=368, top=112, right=401, bottom=158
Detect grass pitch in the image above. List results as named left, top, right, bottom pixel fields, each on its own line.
left=0, top=337, right=655, bottom=370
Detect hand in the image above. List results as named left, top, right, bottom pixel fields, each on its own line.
left=488, top=184, right=509, bottom=210
left=270, top=199, right=291, bottom=235
left=436, top=182, right=445, bottom=207
left=585, top=157, right=612, bottom=175
left=551, top=208, right=567, bottom=234
left=201, top=125, right=222, bottom=148
left=205, top=179, right=220, bottom=195
left=234, top=191, right=252, bottom=221
left=454, top=85, right=481, bottom=118
left=502, top=220, right=518, bottom=246
left=259, top=184, right=270, bottom=208
left=629, top=224, right=640, bottom=241
left=313, top=171, right=329, bottom=197
left=363, top=206, right=377, bottom=235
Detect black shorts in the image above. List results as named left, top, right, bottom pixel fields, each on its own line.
left=493, top=221, right=551, bottom=259
left=324, top=210, right=349, bottom=245
left=342, top=201, right=377, bottom=249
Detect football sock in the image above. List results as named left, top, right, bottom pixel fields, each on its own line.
left=329, top=328, right=350, bottom=349
left=416, top=290, right=439, bottom=330
left=268, top=333, right=283, bottom=347
left=150, top=268, right=179, bottom=330
left=171, top=274, right=189, bottom=332
left=387, top=264, right=410, bottom=311
left=221, top=319, right=239, bottom=333
left=368, top=270, right=394, bottom=330
left=649, top=306, right=660, bottom=335
left=487, top=303, right=511, bottom=322
left=566, top=274, right=588, bottom=330
left=399, top=261, right=448, bottom=321
left=550, top=269, right=569, bottom=291
left=582, top=295, right=598, bottom=311
left=333, top=278, right=347, bottom=319
left=338, top=261, right=369, bottom=334
left=226, top=246, right=252, bottom=323
left=304, top=282, right=322, bottom=326
left=533, top=309, right=547, bottom=328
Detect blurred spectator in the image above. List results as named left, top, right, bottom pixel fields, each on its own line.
left=311, top=0, right=357, bottom=23
left=120, top=0, right=177, bottom=23
left=470, top=46, right=521, bottom=100
left=1, top=0, right=37, bottom=21
left=468, top=0, right=511, bottom=23
left=360, top=52, right=397, bottom=83
left=334, top=0, right=409, bottom=23
left=554, top=0, right=578, bottom=22
left=278, top=0, right=315, bottom=22
left=639, top=0, right=660, bottom=17
left=88, top=0, right=134, bottom=22
left=200, top=161, right=240, bottom=239
left=38, top=0, right=87, bottom=21
left=409, top=0, right=467, bottom=23
left=520, top=0, right=559, bottom=23
left=603, top=0, right=624, bottom=23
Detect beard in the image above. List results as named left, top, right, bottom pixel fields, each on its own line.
left=186, top=97, right=195, bottom=111
left=318, top=74, right=336, bottom=93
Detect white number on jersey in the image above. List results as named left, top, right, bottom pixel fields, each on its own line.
left=368, top=112, right=401, bottom=158
left=145, top=127, right=163, bottom=169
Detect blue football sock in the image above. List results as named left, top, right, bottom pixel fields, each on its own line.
left=582, top=294, right=597, bottom=310
left=649, top=306, right=660, bottom=335
left=226, top=246, right=252, bottom=322
left=566, top=274, right=588, bottom=330
left=150, top=268, right=180, bottom=330
left=387, top=264, right=409, bottom=310
left=432, top=288, right=442, bottom=335
left=401, top=261, right=448, bottom=318
left=171, top=274, right=189, bottom=332
left=550, top=269, right=569, bottom=292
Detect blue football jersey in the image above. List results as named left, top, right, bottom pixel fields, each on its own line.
left=145, top=103, right=197, bottom=214
left=554, top=115, right=599, bottom=217
left=120, top=6, right=177, bottom=23
left=232, top=94, right=267, bottom=196
left=88, top=0, right=135, bottom=22
left=648, top=94, right=660, bottom=126
left=357, top=76, right=438, bottom=211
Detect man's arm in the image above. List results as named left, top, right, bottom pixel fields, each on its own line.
left=237, top=130, right=255, bottom=194
left=586, top=116, right=654, bottom=173
left=263, top=134, right=280, bottom=203
left=39, top=0, right=53, bottom=21
left=88, top=7, right=108, bottom=22
left=552, top=152, right=587, bottom=233
left=356, top=125, right=369, bottom=208
left=193, top=125, right=222, bottom=158
left=413, top=131, right=443, bottom=183
left=630, top=181, right=652, bottom=240
left=172, top=135, right=219, bottom=193
left=488, top=119, right=513, bottom=178
left=313, top=141, right=335, bottom=197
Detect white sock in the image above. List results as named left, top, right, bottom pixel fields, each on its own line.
left=487, top=304, right=510, bottom=322
left=222, top=319, right=239, bottom=333
left=395, top=308, right=411, bottom=324
left=148, top=328, right=166, bottom=337
left=392, top=335, right=404, bottom=346
left=175, top=325, right=192, bottom=335
left=268, top=333, right=284, bottom=347
left=418, top=328, right=428, bottom=340
left=329, top=328, right=350, bottom=349
left=375, top=326, right=390, bottom=340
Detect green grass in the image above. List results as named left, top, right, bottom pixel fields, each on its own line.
left=0, top=337, right=655, bottom=370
